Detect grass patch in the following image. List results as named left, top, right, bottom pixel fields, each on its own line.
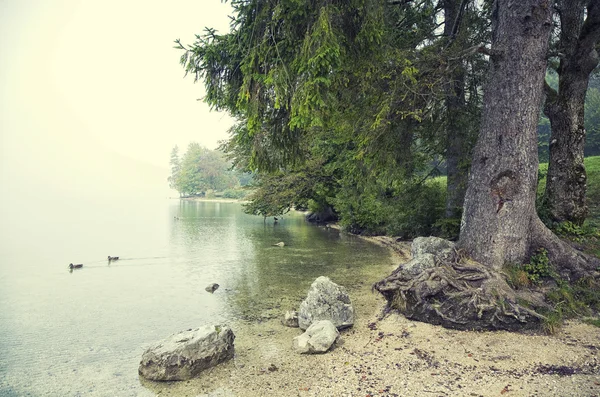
left=584, top=318, right=600, bottom=327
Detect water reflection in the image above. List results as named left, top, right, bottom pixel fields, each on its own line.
left=0, top=200, right=392, bottom=397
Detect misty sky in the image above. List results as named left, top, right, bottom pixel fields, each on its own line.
left=0, top=1, right=235, bottom=197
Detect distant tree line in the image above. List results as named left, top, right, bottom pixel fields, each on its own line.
left=168, top=143, right=252, bottom=198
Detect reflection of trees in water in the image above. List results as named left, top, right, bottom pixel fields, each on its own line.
left=168, top=201, right=392, bottom=322
left=226, top=222, right=393, bottom=321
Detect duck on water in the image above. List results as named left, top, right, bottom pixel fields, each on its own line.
left=108, top=256, right=119, bottom=262
left=68, top=263, right=83, bottom=270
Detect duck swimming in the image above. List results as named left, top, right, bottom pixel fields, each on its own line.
left=107, top=256, right=119, bottom=261
left=69, top=263, right=83, bottom=269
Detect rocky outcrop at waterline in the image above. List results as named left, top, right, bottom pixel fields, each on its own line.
left=298, top=276, right=354, bottom=330
left=139, top=325, right=235, bottom=381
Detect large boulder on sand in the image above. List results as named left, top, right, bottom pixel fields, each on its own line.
left=400, top=253, right=437, bottom=276
left=293, top=320, right=339, bottom=354
left=397, top=237, right=454, bottom=276
left=298, top=276, right=354, bottom=330
left=139, top=325, right=235, bottom=381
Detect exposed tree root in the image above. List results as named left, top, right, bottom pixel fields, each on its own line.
left=529, top=217, right=600, bottom=281
left=374, top=251, right=546, bottom=331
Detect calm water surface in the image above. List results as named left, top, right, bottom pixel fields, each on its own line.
left=0, top=197, right=392, bottom=396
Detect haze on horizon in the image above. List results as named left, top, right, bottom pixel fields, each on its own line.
left=0, top=0, right=234, bottom=199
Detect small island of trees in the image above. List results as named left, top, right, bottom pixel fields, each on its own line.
left=168, top=143, right=251, bottom=199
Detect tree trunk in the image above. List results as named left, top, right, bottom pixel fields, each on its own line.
left=459, top=0, right=553, bottom=270
left=543, top=0, right=600, bottom=225
left=375, top=0, right=600, bottom=330
left=459, top=0, right=600, bottom=280
left=444, top=0, right=470, bottom=219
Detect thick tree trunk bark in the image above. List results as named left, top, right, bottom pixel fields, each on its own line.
left=459, top=0, right=553, bottom=271
left=444, top=0, right=470, bottom=219
left=543, top=0, right=600, bottom=225
left=375, top=0, right=600, bottom=331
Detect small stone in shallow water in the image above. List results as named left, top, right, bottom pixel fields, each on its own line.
left=205, top=283, right=220, bottom=293
left=282, top=310, right=299, bottom=328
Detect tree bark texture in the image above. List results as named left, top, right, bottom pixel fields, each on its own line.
left=459, top=0, right=553, bottom=270
left=444, top=0, right=471, bottom=219
left=543, top=0, right=600, bottom=225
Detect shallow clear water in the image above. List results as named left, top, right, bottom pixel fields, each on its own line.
left=0, top=198, right=392, bottom=396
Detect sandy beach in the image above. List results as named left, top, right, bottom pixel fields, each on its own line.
left=143, top=237, right=600, bottom=397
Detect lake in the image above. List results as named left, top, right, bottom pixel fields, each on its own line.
left=0, top=197, right=392, bottom=396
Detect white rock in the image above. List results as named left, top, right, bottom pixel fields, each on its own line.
left=139, top=325, right=235, bottom=381
left=298, top=276, right=354, bottom=330
left=293, top=320, right=339, bottom=354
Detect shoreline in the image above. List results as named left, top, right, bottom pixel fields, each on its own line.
left=172, top=197, right=249, bottom=204
left=145, top=224, right=600, bottom=397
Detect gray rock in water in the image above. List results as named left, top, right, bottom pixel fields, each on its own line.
left=293, top=320, right=339, bottom=354
left=298, top=276, right=354, bottom=330
left=282, top=310, right=299, bottom=328
left=205, top=283, right=220, bottom=293
left=138, top=325, right=235, bottom=381
left=411, top=236, right=455, bottom=259
left=401, top=253, right=437, bottom=276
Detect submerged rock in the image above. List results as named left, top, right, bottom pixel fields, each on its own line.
left=138, top=325, right=235, bottom=381
left=282, top=310, right=299, bottom=328
left=298, top=276, right=354, bottom=330
left=293, top=320, right=339, bottom=354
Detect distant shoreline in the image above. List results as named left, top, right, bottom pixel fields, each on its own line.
left=170, top=196, right=249, bottom=204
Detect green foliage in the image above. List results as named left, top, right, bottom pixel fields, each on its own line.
left=222, top=189, right=248, bottom=200
left=168, top=143, right=240, bottom=196
left=178, top=0, right=488, bottom=236
left=542, top=277, right=600, bottom=333
left=432, top=217, right=461, bottom=240
left=168, top=145, right=182, bottom=193
left=504, top=264, right=531, bottom=289
left=242, top=160, right=333, bottom=217
left=522, top=249, right=553, bottom=284
left=584, top=318, right=600, bottom=327
left=333, top=178, right=446, bottom=237
left=505, top=248, right=554, bottom=287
